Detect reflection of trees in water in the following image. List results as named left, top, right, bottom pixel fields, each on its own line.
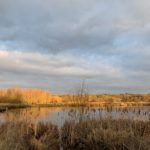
left=3, top=107, right=62, bottom=123
left=1, top=106, right=149, bottom=124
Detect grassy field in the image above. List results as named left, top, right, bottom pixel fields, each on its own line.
left=0, top=118, right=149, bottom=150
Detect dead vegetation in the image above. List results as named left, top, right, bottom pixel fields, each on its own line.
left=61, top=119, right=150, bottom=150
left=0, top=122, right=59, bottom=150
left=0, top=118, right=149, bottom=150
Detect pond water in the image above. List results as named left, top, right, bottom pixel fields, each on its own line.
left=0, top=106, right=150, bottom=126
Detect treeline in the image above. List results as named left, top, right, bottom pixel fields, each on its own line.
left=0, top=88, right=61, bottom=104
left=95, top=93, right=150, bottom=102
left=61, top=93, right=150, bottom=106
left=0, top=88, right=150, bottom=106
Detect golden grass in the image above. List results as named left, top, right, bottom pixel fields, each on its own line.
left=0, top=88, right=150, bottom=107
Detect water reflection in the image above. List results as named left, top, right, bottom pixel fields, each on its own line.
left=0, top=106, right=149, bottom=126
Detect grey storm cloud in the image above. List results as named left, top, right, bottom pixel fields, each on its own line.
left=0, top=0, right=150, bottom=93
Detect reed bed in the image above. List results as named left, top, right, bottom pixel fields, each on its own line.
left=0, top=115, right=150, bottom=150
left=61, top=119, right=150, bottom=150
left=0, top=122, right=59, bottom=150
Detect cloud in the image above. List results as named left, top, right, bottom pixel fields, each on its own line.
left=0, top=49, right=123, bottom=93
left=0, top=0, right=150, bottom=93
left=0, top=50, right=121, bottom=77
left=0, top=0, right=129, bottom=53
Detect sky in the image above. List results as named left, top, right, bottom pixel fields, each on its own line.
left=0, top=0, right=150, bottom=94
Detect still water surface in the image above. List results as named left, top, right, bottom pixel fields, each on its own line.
left=0, top=106, right=149, bottom=126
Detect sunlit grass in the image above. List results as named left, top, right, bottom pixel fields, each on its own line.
left=0, top=88, right=150, bottom=108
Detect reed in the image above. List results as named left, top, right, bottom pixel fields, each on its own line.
left=0, top=122, right=59, bottom=150
left=61, top=119, right=150, bottom=150
left=0, top=109, right=150, bottom=150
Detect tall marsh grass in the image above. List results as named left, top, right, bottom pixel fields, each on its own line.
left=0, top=118, right=149, bottom=150
left=61, top=119, right=150, bottom=150
left=0, top=122, right=59, bottom=150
